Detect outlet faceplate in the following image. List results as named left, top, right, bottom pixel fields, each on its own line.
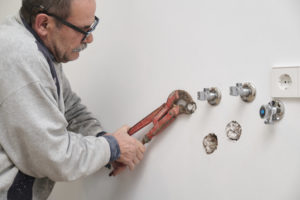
left=271, top=66, right=299, bottom=98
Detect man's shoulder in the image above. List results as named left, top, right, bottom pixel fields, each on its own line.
left=0, top=15, right=55, bottom=93
left=0, top=14, right=39, bottom=58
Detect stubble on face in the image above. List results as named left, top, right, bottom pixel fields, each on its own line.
left=72, top=43, right=87, bottom=53
left=49, top=25, right=85, bottom=63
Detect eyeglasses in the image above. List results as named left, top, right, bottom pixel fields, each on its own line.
left=42, top=11, right=99, bottom=42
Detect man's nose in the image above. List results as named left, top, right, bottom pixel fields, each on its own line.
left=83, top=33, right=93, bottom=43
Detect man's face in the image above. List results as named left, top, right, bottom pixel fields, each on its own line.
left=47, top=0, right=97, bottom=63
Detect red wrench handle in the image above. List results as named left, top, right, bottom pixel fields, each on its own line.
left=128, top=103, right=165, bottom=135
left=142, top=105, right=180, bottom=143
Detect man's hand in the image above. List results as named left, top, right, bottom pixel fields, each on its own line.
left=109, top=162, right=126, bottom=176
left=111, top=125, right=145, bottom=174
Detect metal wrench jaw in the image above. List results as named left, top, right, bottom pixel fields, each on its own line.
left=173, top=90, right=197, bottom=114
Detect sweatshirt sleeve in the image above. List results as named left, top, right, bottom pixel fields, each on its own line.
left=61, top=72, right=121, bottom=162
left=62, top=71, right=104, bottom=137
left=0, top=81, right=111, bottom=181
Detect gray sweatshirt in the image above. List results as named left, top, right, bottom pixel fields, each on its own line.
left=0, top=13, right=119, bottom=200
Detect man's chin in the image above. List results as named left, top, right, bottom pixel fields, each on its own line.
left=72, top=52, right=80, bottom=60
left=61, top=53, right=80, bottom=63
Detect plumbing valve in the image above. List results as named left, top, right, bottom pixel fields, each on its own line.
left=259, top=100, right=285, bottom=124
left=197, top=87, right=221, bottom=106
left=230, top=82, right=256, bottom=102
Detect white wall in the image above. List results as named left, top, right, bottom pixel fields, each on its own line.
left=2, top=0, right=300, bottom=200
left=77, top=0, right=300, bottom=199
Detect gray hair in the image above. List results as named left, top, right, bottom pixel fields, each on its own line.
left=20, top=0, right=74, bottom=25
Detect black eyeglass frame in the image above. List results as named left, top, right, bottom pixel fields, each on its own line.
left=41, top=11, right=99, bottom=42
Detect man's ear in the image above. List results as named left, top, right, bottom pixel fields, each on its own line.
left=32, top=13, right=51, bottom=38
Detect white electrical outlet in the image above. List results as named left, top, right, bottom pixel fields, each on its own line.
left=271, top=66, right=299, bottom=98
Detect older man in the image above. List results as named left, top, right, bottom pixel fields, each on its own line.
left=0, top=0, right=145, bottom=199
